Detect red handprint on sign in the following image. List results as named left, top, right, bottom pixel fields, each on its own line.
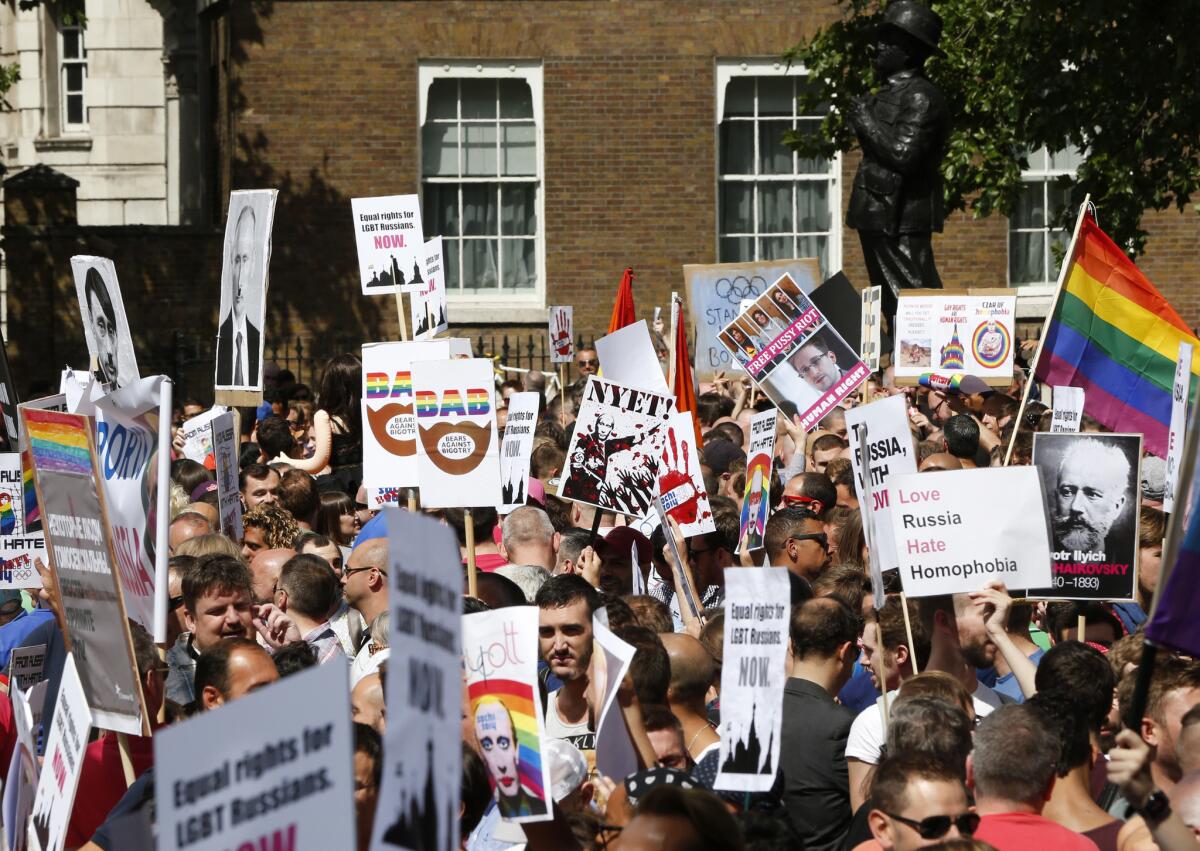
left=657, top=427, right=708, bottom=527
left=551, top=308, right=574, bottom=358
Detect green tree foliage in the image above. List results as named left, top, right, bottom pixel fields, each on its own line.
left=785, top=0, right=1200, bottom=255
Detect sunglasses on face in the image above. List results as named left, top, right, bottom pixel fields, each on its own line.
left=790, top=532, right=828, bottom=550
left=578, top=359, right=598, bottom=367
left=885, top=811, right=980, bottom=840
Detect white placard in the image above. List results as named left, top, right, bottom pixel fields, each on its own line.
left=9, top=645, right=45, bottom=693
left=351, top=194, right=426, bottom=294
left=178, top=406, right=227, bottom=468
left=412, top=236, right=449, bottom=340
left=861, top=286, right=882, bottom=371
left=155, top=662, right=356, bottom=851
left=887, top=466, right=1053, bottom=597
left=499, top=392, right=540, bottom=512
left=656, top=412, right=716, bottom=537
left=715, top=568, right=790, bottom=792
left=6, top=679, right=39, bottom=851
left=595, top=320, right=669, bottom=394
left=70, top=256, right=140, bottom=391
left=28, top=654, right=91, bottom=851
left=449, top=338, right=474, bottom=358
left=212, top=411, right=243, bottom=540
left=1051, top=386, right=1086, bottom=433
left=0, top=454, right=45, bottom=589
left=1166, top=342, right=1193, bottom=514
left=592, top=615, right=637, bottom=782
left=893, top=293, right=1016, bottom=384
left=548, top=306, right=575, bottom=363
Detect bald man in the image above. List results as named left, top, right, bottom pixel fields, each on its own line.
left=342, top=538, right=389, bottom=631
left=919, top=452, right=963, bottom=473
left=169, top=512, right=212, bottom=556
left=249, top=549, right=292, bottom=605
left=188, top=501, right=220, bottom=527
left=352, top=672, right=386, bottom=736
left=500, top=506, right=558, bottom=572
left=660, top=633, right=720, bottom=763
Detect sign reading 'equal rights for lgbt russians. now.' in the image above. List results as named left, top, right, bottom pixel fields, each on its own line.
left=886, top=467, right=1053, bottom=597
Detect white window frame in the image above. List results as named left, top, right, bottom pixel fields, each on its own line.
left=58, top=17, right=87, bottom=132
left=418, top=61, right=546, bottom=323
left=714, top=59, right=843, bottom=277
left=1009, top=146, right=1081, bottom=316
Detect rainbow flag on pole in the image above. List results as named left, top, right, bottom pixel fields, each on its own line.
left=1033, top=212, right=1200, bottom=457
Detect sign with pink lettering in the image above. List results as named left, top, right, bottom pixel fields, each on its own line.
left=351, top=194, right=426, bottom=295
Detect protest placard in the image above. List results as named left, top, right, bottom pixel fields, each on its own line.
left=10, top=645, right=45, bottom=694
left=893, top=290, right=1016, bottom=386
left=352, top=194, right=426, bottom=295
left=449, top=338, right=474, bottom=358
left=70, top=256, right=140, bottom=391
left=886, top=466, right=1053, bottom=597
left=156, top=661, right=356, bottom=851
left=1166, top=342, right=1193, bottom=513
left=0, top=329, right=19, bottom=453
left=715, top=567, right=790, bottom=792
left=462, top=607, right=553, bottom=823
left=372, top=508, right=463, bottom=851
left=212, top=410, right=243, bottom=540
left=215, top=190, right=277, bottom=399
left=411, top=358, right=501, bottom=509
left=739, top=410, right=777, bottom=551
left=861, top=286, right=883, bottom=371
left=683, top=259, right=820, bottom=383
left=1050, top=386, right=1085, bottom=433
left=28, top=654, right=91, bottom=851
left=845, top=395, right=917, bottom=580
left=6, top=677, right=39, bottom=851
left=1028, top=432, right=1141, bottom=601
left=718, top=274, right=868, bottom=432
left=548, top=306, right=574, bottom=363
left=656, top=412, right=715, bottom=537
left=178, top=406, right=227, bottom=469
left=20, top=407, right=146, bottom=735
left=362, top=340, right=452, bottom=506
left=412, top=236, right=449, bottom=340
left=0, top=453, right=44, bottom=589
left=592, top=612, right=637, bottom=782
left=499, top=392, right=540, bottom=512
left=559, top=377, right=676, bottom=517
left=595, top=320, right=669, bottom=394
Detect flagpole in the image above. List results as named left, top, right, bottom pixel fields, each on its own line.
left=1003, top=193, right=1091, bottom=465
left=667, top=294, right=680, bottom=388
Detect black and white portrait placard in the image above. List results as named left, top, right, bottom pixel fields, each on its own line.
left=215, top=189, right=277, bottom=392
left=71, top=256, right=139, bottom=391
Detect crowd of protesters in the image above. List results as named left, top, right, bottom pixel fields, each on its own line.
left=13, top=336, right=1199, bottom=851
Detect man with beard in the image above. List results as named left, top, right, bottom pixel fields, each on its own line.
left=535, top=575, right=599, bottom=755
left=566, top=412, right=656, bottom=512
left=1051, top=438, right=1131, bottom=557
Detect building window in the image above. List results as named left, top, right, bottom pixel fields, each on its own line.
left=420, top=64, right=543, bottom=301
left=59, top=19, right=87, bottom=129
left=1009, top=147, right=1083, bottom=286
left=716, top=62, right=840, bottom=278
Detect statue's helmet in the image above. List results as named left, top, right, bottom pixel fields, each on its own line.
left=879, top=1, right=945, bottom=57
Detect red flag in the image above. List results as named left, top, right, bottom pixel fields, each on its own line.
left=671, top=298, right=703, bottom=449
left=607, top=267, right=637, bottom=334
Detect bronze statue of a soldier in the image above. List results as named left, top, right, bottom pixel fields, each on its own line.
left=846, top=1, right=949, bottom=333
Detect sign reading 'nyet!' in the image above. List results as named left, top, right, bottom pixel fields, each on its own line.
left=886, top=467, right=1053, bottom=597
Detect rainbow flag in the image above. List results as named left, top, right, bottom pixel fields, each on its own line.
left=1033, top=212, right=1200, bottom=457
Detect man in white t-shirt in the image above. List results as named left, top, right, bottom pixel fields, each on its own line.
left=536, top=574, right=600, bottom=756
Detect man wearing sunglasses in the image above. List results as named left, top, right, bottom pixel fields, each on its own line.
left=867, top=754, right=977, bottom=849
left=765, top=507, right=831, bottom=583
left=574, top=347, right=599, bottom=381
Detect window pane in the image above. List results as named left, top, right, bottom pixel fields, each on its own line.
left=501, top=123, right=536, bottom=176
left=757, top=77, right=793, bottom=116
left=463, top=239, right=499, bottom=290
left=461, top=79, right=496, bottom=120
left=796, top=235, right=828, bottom=276
left=427, top=79, right=457, bottom=120
left=724, top=77, right=754, bottom=118
left=1009, top=232, right=1044, bottom=284
left=1012, top=182, right=1045, bottom=228
left=1048, top=229, right=1071, bottom=280
left=758, top=183, right=793, bottom=233
left=794, top=119, right=829, bottom=173
left=422, top=184, right=460, bottom=237
left=65, top=64, right=84, bottom=92
left=501, top=239, right=536, bottom=289
left=499, top=79, right=534, bottom=119
left=464, top=124, right=498, bottom=176
left=442, top=238, right=461, bottom=289
left=719, top=122, right=754, bottom=175
left=421, top=123, right=459, bottom=176
left=1047, top=180, right=1073, bottom=228
left=719, top=237, right=753, bottom=263
left=1023, top=146, right=1048, bottom=172
left=759, top=236, right=790, bottom=260
left=461, top=185, right=498, bottom=235
left=66, top=94, right=83, bottom=126
left=719, top=182, right=753, bottom=234
left=758, top=120, right=792, bottom=175
left=797, top=181, right=831, bottom=231
left=62, top=29, right=81, bottom=59
left=501, top=184, right=536, bottom=235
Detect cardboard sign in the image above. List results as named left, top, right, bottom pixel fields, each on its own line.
left=845, top=396, right=918, bottom=585
left=215, top=190, right=277, bottom=395
left=715, top=568, right=790, bottom=792
left=559, top=377, right=676, bottom=517
left=656, top=412, right=715, bottom=537
left=9, top=645, right=46, bottom=694
left=1051, top=386, right=1085, bottom=433
left=592, top=613, right=637, bottom=783
left=739, top=410, right=777, bottom=551
left=499, top=392, right=540, bottom=512
left=462, top=607, right=553, bottom=823
left=411, top=358, right=502, bottom=509
left=1166, top=342, right=1193, bottom=513
left=718, top=274, right=868, bottom=431
left=371, top=508, right=462, bottom=851
left=683, top=259, right=820, bottom=383
left=156, top=661, right=356, bottom=851
left=70, top=256, right=140, bottom=391
left=548, top=306, right=575, bottom=363
left=893, top=291, right=1016, bottom=386
left=178, top=406, right=227, bottom=469
left=1028, top=432, right=1141, bottom=601
left=886, top=466, right=1053, bottom=597
left=352, top=194, right=426, bottom=295
left=0, top=454, right=45, bottom=589
left=861, top=286, right=883, bottom=371
left=595, top=321, right=669, bottom=395
left=362, top=340, right=453, bottom=506
left=20, top=407, right=146, bottom=735
left=212, top=411, right=244, bottom=540
left=412, top=236, right=449, bottom=340
left=28, top=654, right=91, bottom=851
